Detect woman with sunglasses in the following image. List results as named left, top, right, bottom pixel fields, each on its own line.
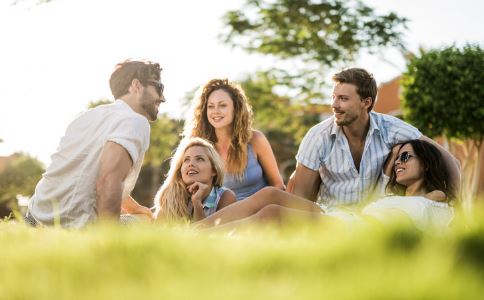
left=194, top=139, right=456, bottom=231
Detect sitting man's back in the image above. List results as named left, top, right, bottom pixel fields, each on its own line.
left=27, top=59, right=165, bottom=227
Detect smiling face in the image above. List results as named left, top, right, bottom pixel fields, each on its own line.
left=180, top=146, right=216, bottom=186
left=206, top=89, right=235, bottom=130
left=394, top=143, right=425, bottom=189
left=331, top=82, right=370, bottom=126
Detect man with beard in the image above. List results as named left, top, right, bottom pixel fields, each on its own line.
left=291, top=68, right=459, bottom=210
left=25, top=59, right=165, bottom=227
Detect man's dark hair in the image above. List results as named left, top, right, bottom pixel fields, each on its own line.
left=109, top=59, right=162, bottom=99
left=332, top=68, right=377, bottom=112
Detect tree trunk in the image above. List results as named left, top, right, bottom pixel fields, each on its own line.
left=460, top=138, right=483, bottom=216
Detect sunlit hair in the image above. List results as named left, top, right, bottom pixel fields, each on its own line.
left=332, top=68, right=377, bottom=112
left=154, top=137, right=225, bottom=221
left=183, top=78, right=253, bottom=176
left=109, top=58, right=162, bottom=99
left=385, top=139, right=455, bottom=201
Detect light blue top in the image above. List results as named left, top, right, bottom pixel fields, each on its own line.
left=188, top=186, right=229, bottom=220
left=296, top=112, right=421, bottom=207
left=224, top=144, right=268, bottom=200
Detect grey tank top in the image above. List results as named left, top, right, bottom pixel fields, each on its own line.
left=224, top=144, right=268, bottom=200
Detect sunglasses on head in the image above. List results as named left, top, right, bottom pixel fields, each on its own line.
left=395, top=151, right=414, bottom=163
left=144, top=80, right=164, bottom=97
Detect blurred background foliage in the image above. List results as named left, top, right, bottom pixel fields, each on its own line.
left=0, top=153, right=44, bottom=217
left=402, top=45, right=484, bottom=211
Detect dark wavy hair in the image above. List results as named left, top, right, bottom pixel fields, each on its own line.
left=386, top=139, right=455, bottom=201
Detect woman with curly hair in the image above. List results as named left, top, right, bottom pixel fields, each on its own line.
left=184, top=79, right=285, bottom=200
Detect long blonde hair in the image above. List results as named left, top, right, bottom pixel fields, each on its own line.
left=183, top=79, right=253, bottom=176
left=154, top=137, right=225, bottom=221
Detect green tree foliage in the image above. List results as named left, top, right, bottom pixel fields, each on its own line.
left=222, top=0, right=408, bottom=102
left=0, top=153, right=44, bottom=217
left=88, top=98, right=112, bottom=108
left=240, top=71, right=327, bottom=177
left=222, top=0, right=407, bottom=65
left=401, top=44, right=484, bottom=206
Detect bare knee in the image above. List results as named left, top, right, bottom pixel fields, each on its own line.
left=254, top=204, right=283, bottom=223
left=257, top=187, right=286, bottom=201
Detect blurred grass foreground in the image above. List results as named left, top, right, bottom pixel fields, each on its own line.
left=2, top=206, right=484, bottom=300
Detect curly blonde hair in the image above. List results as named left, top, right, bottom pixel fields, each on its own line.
left=183, top=79, right=253, bottom=176
left=154, top=137, right=225, bottom=221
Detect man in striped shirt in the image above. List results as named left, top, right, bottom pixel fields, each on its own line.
left=292, top=68, right=460, bottom=209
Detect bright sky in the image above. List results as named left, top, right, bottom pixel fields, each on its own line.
left=1, top=0, right=483, bottom=165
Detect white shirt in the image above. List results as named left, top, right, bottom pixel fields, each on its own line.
left=296, top=111, right=421, bottom=207
left=29, top=100, right=150, bottom=228
left=362, top=196, right=454, bottom=231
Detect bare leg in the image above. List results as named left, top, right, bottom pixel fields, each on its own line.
left=194, top=187, right=322, bottom=227
left=200, top=204, right=325, bottom=232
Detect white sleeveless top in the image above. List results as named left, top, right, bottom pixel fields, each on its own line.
left=361, top=196, right=454, bottom=231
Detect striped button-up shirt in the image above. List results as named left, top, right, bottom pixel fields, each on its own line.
left=296, top=112, right=421, bottom=208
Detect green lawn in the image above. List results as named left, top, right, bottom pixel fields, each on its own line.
left=1, top=205, right=484, bottom=300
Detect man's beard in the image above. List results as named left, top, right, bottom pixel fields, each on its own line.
left=334, top=112, right=358, bottom=126
left=140, top=91, right=159, bottom=121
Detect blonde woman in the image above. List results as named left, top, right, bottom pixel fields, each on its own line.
left=184, top=79, right=285, bottom=200
left=154, top=137, right=236, bottom=222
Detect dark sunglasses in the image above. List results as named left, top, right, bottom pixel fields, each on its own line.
left=395, top=151, right=414, bottom=163
left=144, top=81, right=164, bottom=97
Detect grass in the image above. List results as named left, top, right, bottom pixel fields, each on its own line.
left=1, top=203, right=484, bottom=300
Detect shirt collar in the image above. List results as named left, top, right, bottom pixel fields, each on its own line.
left=368, top=111, right=381, bottom=136
left=202, top=186, right=218, bottom=209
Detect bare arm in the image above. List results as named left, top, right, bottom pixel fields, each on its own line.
left=252, top=130, right=286, bottom=190
left=424, top=190, right=447, bottom=202
left=96, top=141, right=132, bottom=221
left=383, top=145, right=401, bottom=177
left=217, top=189, right=237, bottom=210
left=187, top=182, right=211, bottom=222
left=290, top=163, right=321, bottom=202
left=121, top=195, right=153, bottom=219
left=419, top=135, right=461, bottom=193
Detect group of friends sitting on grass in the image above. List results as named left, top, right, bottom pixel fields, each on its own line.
left=24, top=59, right=460, bottom=232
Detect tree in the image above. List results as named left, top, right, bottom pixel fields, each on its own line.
left=88, top=98, right=112, bottom=108
left=0, top=153, right=44, bottom=217
left=401, top=44, right=484, bottom=208
left=240, top=71, right=328, bottom=177
left=222, top=0, right=408, bottom=102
